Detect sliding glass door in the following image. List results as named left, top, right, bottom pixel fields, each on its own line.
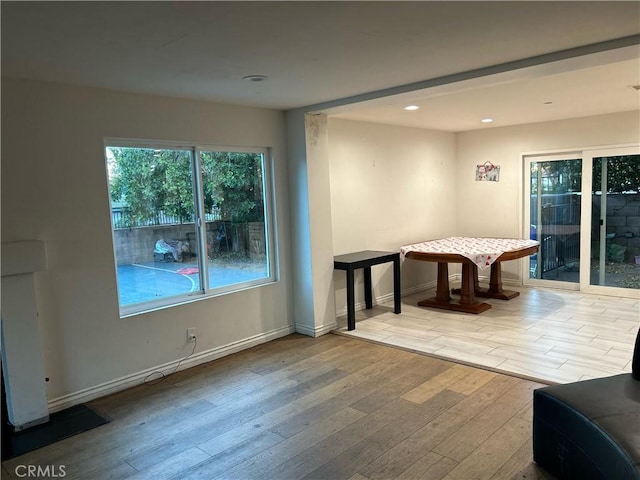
left=524, top=154, right=582, bottom=287
left=524, top=146, right=640, bottom=298
left=582, top=149, right=640, bottom=294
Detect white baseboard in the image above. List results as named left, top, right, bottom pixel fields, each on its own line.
left=47, top=324, right=296, bottom=413
left=335, top=279, right=437, bottom=318
left=295, top=321, right=338, bottom=337
left=401, top=280, right=439, bottom=297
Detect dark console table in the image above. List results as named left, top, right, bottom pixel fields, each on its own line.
left=333, top=250, right=401, bottom=331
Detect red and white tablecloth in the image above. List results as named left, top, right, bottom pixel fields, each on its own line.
left=400, top=237, right=539, bottom=269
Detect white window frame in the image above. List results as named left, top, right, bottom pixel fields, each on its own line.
left=105, top=138, right=279, bottom=317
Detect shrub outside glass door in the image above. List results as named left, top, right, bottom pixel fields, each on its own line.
left=587, top=153, right=640, bottom=291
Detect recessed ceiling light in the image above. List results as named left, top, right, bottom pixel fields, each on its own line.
left=481, top=118, right=494, bottom=123
left=242, top=75, right=268, bottom=82
left=404, top=105, right=420, bottom=111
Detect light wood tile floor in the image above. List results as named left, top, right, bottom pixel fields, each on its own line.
left=335, top=286, right=639, bottom=385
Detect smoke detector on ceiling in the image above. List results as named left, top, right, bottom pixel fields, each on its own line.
left=243, top=75, right=268, bottom=82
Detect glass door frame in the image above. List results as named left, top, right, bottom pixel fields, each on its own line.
left=523, top=144, right=639, bottom=299
left=580, top=145, right=640, bottom=298
left=523, top=152, right=582, bottom=291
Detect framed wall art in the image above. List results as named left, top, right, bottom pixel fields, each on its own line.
left=476, top=161, right=500, bottom=182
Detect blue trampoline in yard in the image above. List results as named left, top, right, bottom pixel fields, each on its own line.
left=117, top=261, right=267, bottom=306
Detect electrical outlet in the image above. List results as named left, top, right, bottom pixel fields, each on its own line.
left=187, top=327, right=196, bottom=343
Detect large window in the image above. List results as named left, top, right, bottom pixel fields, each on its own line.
left=105, top=141, right=276, bottom=316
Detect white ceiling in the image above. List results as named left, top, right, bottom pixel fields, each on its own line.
left=330, top=57, right=640, bottom=132
left=2, top=1, right=639, bottom=132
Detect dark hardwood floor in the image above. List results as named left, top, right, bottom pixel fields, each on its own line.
left=1, top=334, right=556, bottom=479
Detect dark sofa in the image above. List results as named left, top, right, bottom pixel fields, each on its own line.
left=533, top=328, right=640, bottom=479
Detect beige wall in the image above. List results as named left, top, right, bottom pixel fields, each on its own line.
left=1, top=78, right=293, bottom=408
left=328, top=118, right=458, bottom=313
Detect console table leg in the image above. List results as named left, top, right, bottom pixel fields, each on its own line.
left=346, top=268, right=356, bottom=331
left=364, top=266, right=373, bottom=309
left=393, top=257, right=401, bottom=314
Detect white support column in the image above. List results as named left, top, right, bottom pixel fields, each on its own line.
left=304, top=113, right=338, bottom=335
left=285, top=111, right=337, bottom=337
left=1, top=240, right=49, bottom=430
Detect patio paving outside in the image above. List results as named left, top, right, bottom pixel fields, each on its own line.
left=531, top=259, right=640, bottom=289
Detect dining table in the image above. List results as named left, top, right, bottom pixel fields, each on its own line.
left=401, top=237, right=539, bottom=314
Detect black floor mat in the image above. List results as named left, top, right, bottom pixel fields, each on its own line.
left=2, top=404, right=109, bottom=461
